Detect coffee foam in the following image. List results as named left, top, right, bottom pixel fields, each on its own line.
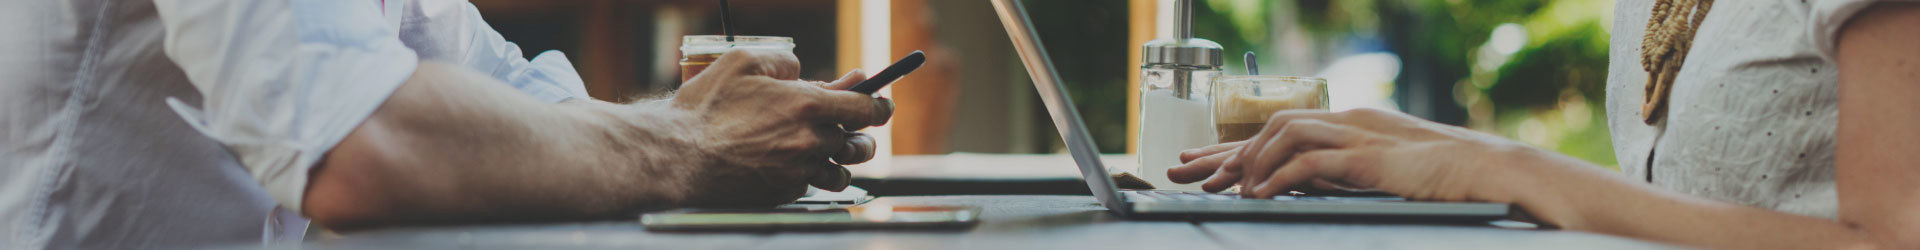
left=680, top=44, right=797, bottom=55
left=1213, top=84, right=1324, bottom=123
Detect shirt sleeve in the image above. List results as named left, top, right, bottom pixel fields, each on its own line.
left=1808, top=0, right=1920, bottom=61
left=399, top=0, right=591, bottom=103
left=153, top=0, right=417, bottom=213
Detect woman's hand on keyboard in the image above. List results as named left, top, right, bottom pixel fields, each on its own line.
left=1164, top=108, right=1561, bottom=203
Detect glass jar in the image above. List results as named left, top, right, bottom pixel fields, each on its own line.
left=679, top=35, right=796, bottom=83
left=1137, top=63, right=1221, bottom=191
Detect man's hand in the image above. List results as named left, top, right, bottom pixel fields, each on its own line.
left=663, top=49, right=892, bottom=207
left=310, top=53, right=891, bottom=230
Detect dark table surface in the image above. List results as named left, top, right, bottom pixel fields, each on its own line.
left=294, top=195, right=1675, bottom=250
left=268, top=154, right=1674, bottom=249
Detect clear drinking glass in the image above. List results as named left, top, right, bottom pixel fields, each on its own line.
left=680, top=35, right=796, bottom=82
left=1211, top=76, right=1329, bottom=142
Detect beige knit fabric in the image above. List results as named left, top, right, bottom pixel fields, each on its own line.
left=1638, top=0, right=1713, bottom=124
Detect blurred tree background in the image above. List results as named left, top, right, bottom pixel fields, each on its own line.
left=469, top=0, right=1617, bottom=168
left=1025, top=0, right=1135, bottom=154
left=1027, top=0, right=1618, bottom=168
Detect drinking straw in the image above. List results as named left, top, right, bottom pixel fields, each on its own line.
left=720, top=0, right=737, bottom=43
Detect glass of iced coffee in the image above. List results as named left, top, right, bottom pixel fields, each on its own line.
left=679, top=35, right=796, bottom=82
left=1212, top=75, right=1328, bottom=142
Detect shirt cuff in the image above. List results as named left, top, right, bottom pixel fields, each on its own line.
left=167, top=52, right=418, bottom=215
left=505, top=50, right=591, bottom=103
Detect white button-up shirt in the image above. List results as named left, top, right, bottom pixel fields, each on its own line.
left=0, top=0, right=588, bottom=248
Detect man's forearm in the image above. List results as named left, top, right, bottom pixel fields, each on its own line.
left=307, top=62, right=701, bottom=229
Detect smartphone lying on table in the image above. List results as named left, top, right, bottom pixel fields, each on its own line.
left=641, top=205, right=980, bottom=232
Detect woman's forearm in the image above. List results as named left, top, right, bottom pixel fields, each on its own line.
left=1500, top=149, right=1873, bottom=249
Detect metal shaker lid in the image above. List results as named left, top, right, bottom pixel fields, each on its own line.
left=1141, top=38, right=1223, bottom=67
left=1141, top=0, right=1222, bottom=67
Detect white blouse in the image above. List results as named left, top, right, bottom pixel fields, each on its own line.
left=1605, top=0, right=1914, bottom=218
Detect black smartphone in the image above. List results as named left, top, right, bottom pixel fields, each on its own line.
left=847, top=50, right=926, bottom=95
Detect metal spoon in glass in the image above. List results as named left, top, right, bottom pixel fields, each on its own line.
left=1244, top=51, right=1261, bottom=95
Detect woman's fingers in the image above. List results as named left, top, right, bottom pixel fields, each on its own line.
left=1237, top=119, right=1380, bottom=194
left=1168, top=146, right=1239, bottom=184
left=1231, top=110, right=1333, bottom=188
left=1246, top=150, right=1361, bottom=199
left=1180, top=141, right=1245, bottom=163
left=1201, top=153, right=1245, bottom=193
left=1168, top=141, right=1249, bottom=192
left=1308, top=179, right=1370, bottom=192
left=1166, top=109, right=1418, bottom=195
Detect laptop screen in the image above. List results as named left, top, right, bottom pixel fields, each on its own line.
left=989, top=0, right=1128, bottom=213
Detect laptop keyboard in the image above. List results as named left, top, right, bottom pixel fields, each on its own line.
left=1122, top=190, right=1405, bottom=202
left=1124, top=190, right=1241, bottom=201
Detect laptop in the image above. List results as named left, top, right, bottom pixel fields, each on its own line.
left=988, top=0, right=1512, bottom=222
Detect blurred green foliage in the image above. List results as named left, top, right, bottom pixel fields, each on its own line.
left=1213, top=0, right=1621, bottom=167
left=1468, top=0, right=1618, bottom=167
left=1021, top=0, right=1618, bottom=167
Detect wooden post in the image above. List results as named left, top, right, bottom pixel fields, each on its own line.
left=579, top=0, right=636, bottom=101
left=886, top=0, right=956, bottom=155
left=836, top=0, right=862, bottom=75
left=1127, top=0, right=1157, bottom=155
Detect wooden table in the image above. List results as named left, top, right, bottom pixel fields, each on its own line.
left=276, top=154, right=1674, bottom=249
left=295, top=195, right=1673, bottom=249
